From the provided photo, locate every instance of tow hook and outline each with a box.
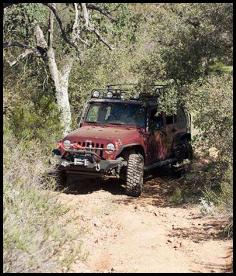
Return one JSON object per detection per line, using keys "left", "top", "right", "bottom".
{"left": 61, "top": 160, "right": 70, "bottom": 167}
{"left": 95, "top": 163, "right": 101, "bottom": 172}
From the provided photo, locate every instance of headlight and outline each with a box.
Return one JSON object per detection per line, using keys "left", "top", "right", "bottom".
{"left": 132, "top": 93, "right": 139, "bottom": 99}
{"left": 63, "top": 140, "right": 71, "bottom": 149}
{"left": 121, "top": 92, "right": 126, "bottom": 100}
{"left": 106, "top": 143, "right": 115, "bottom": 151}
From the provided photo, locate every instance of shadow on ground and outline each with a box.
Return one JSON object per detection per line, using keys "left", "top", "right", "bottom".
{"left": 168, "top": 219, "right": 232, "bottom": 242}
{"left": 113, "top": 166, "right": 192, "bottom": 208}
{"left": 56, "top": 166, "right": 189, "bottom": 208}
{"left": 191, "top": 246, "right": 233, "bottom": 273}
{"left": 60, "top": 176, "right": 125, "bottom": 196}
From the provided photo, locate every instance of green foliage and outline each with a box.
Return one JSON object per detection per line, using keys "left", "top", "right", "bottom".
{"left": 137, "top": 3, "right": 233, "bottom": 85}
{"left": 183, "top": 74, "right": 232, "bottom": 229}
{"left": 208, "top": 62, "right": 233, "bottom": 74}
{"left": 4, "top": 57, "right": 62, "bottom": 144}
{"left": 169, "top": 187, "right": 183, "bottom": 205}
{"left": 188, "top": 74, "right": 233, "bottom": 162}
{"left": 9, "top": 97, "right": 61, "bottom": 143}
{"left": 4, "top": 3, "right": 48, "bottom": 49}
{"left": 134, "top": 3, "right": 233, "bottom": 224}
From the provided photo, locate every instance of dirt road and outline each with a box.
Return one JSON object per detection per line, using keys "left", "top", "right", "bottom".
{"left": 54, "top": 171, "right": 233, "bottom": 273}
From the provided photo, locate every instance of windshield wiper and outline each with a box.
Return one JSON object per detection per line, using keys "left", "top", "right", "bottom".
{"left": 85, "top": 121, "right": 100, "bottom": 125}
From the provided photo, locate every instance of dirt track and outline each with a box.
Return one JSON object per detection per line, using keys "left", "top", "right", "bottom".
{"left": 54, "top": 170, "right": 233, "bottom": 273}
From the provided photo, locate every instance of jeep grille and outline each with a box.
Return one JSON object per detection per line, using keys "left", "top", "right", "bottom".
{"left": 77, "top": 141, "right": 104, "bottom": 158}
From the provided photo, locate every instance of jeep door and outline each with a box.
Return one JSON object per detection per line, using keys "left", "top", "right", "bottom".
{"left": 164, "top": 114, "right": 177, "bottom": 156}
{"left": 146, "top": 108, "right": 168, "bottom": 163}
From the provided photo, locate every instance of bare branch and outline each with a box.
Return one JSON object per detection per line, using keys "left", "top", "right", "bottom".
{"left": 4, "top": 41, "right": 30, "bottom": 49}
{"left": 71, "top": 3, "right": 89, "bottom": 46}
{"left": 48, "top": 5, "right": 54, "bottom": 49}
{"left": 81, "top": 3, "right": 89, "bottom": 28}
{"left": 80, "top": 3, "right": 113, "bottom": 50}
{"left": 3, "top": 23, "right": 48, "bottom": 66}
{"left": 43, "top": 3, "right": 78, "bottom": 50}
{"left": 5, "top": 48, "right": 35, "bottom": 67}
{"left": 91, "top": 27, "right": 114, "bottom": 50}
{"left": 34, "top": 25, "right": 48, "bottom": 49}
{"left": 86, "top": 3, "right": 116, "bottom": 22}
{"left": 3, "top": 41, "right": 44, "bottom": 55}
{"left": 72, "top": 3, "right": 79, "bottom": 37}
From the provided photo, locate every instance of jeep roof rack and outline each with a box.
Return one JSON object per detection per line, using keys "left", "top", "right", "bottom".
{"left": 90, "top": 83, "right": 167, "bottom": 101}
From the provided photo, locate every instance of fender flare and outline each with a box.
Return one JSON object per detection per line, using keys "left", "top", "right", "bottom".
{"left": 173, "top": 132, "right": 191, "bottom": 146}
{"left": 116, "top": 143, "right": 146, "bottom": 159}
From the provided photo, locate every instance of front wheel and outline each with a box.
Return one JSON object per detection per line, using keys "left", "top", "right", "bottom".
{"left": 125, "top": 153, "right": 144, "bottom": 197}
{"left": 52, "top": 165, "right": 67, "bottom": 188}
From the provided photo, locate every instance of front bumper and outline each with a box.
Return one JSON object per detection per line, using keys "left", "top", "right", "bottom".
{"left": 52, "top": 149, "right": 127, "bottom": 178}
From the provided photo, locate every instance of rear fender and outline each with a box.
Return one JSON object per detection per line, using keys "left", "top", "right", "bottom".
{"left": 173, "top": 132, "right": 191, "bottom": 146}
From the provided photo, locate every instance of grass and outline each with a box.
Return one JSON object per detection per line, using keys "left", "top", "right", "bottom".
{"left": 169, "top": 187, "right": 183, "bottom": 205}
{"left": 3, "top": 130, "right": 87, "bottom": 272}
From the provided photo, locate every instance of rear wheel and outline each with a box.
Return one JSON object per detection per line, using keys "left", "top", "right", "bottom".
{"left": 186, "top": 140, "right": 193, "bottom": 160}
{"left": 174, "top": 138, "right": 193, "bottom": 161}
{"left": 125, "top": 153, "right": 144, "bottom": 197}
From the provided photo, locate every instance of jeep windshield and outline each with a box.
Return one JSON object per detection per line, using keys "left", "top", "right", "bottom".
{"left": 85, "top": 102, "right": 146, "bottom": 128}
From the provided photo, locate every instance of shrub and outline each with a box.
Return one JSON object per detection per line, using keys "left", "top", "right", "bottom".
{"left": 183, "top": 74, "right": 233, "bottom": 235}
{"left": 169, "top": 187, "right": 183, "bottom": 205}
{"left": 3, "top": 124, "right": 86, "bottom": 272}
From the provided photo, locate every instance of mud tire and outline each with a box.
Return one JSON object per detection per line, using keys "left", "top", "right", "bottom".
{"left": 125, "top": 153, "right": 144, "bottom": 197}
{"left": 174, "top": 139, "right": 193, "bottom": 161}
{"left": 187, "top": 141, "right": 194, "bottom": 160}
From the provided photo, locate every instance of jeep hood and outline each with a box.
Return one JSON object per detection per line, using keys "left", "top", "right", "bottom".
{"left": 63, "top": 125, "right": 142, "bottom": 144}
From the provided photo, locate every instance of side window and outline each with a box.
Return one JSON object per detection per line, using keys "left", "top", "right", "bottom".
{"left": 166, "top": 114, "right": 177, "bottom": 125}
{"left": 176, "top": 108, "right": 187, "bottom": 128}
{"left": 166, "top": 115, "right": 174, "bottom": 125}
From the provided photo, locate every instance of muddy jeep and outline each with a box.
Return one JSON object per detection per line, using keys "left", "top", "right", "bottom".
{"left": 52, "top": 84, "right": 193, "bottom": 197}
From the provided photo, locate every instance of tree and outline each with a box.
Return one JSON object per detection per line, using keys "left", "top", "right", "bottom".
{"left": 3, "top": 3, "right": 123, "bottom": 135}
{"left": 136, "top": 3, "right": 233, "bottom": 86}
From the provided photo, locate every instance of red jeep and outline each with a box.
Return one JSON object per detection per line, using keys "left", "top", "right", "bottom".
{"left": 52, "top": 84, "right": 193, "bottom": 197}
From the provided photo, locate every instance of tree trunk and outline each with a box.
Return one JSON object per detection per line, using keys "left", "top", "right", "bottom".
{"left": 55, "top": 72, "right": 73, "bottom": 136}
{"left": 35, "top": 20, "right": 74, "bottom": 136}
{"left": 47, "top": 47, "right": 73, "bottom": 136}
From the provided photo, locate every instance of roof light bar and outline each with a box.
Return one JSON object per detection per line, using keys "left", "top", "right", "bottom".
{"left": 92, "top": 90, "right": 100, "bottom": 98}
{"left": 120, "top": 92, "right": 125, "bottom": 100}
{"left": 90, "top": 83, "right": 166, "bottom": 101}
{"left": 106, "top": 91, "right": 113, "bottom": 98}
